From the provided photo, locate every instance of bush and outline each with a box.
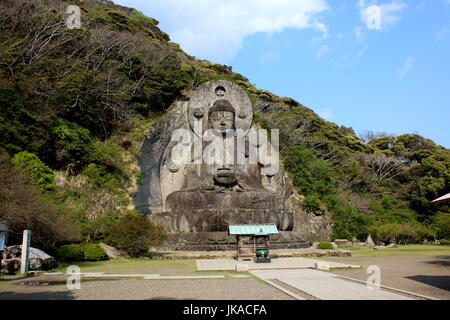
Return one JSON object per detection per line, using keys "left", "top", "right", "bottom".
{"left": 283, "top": 146, "right": 337, "bottom": 198}
{"left": 82, "top": 244, "right": 107, "bottom": 261}
{"left": 434, "top": 212, "right": 450, "bottom": 240}
{"left": 106, "top": 211, "right": 167, "bottom": 257}
{"left": 53, "top": 118, "right": 93, "bottom": 170}
{"left": 369, "top": 223, "right": 434, "bottom": 244}
{"left": 369, "top": 224, "right": 400, "bottom": 244}
{"left": 318, "top": 241, "right": 334, "bottom": 250}
{"left": 80, "top": 209, "right": 120, "bottom": 243}
{"left": 415, "top": 224, "right": 436, "bottom": 242}
{"left": 328, "top": 195, "right": 370, "bottom": 241}
{"left": 0, "top": 152, "right": 80, "bottom": 246}
{"left": 369, "top": 195, "right": 418, "bottom": 224}
{"left": 57, "top": 244, "right": 84, "bottom": 262}
{"left": 11, "top": 151, "right": 55, "bottom": 191}
{"left": 303, "top": 195, "right": 323, "bottom": 214}
{"left": 439, "top": 239, "right": 450, "bottom": 245}
{"left": 56, "top": 243, "right": 107, "bottom": 262}
{"left": 38, "top": 244, "right": 59, "bottom": 259}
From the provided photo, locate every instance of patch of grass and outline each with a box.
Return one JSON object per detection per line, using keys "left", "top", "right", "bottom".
{"left": 0, "top": 274, "right": 35, "bottom": 292}
{"left": 343, "top": 245, "right": 450, "bottom": 257}
{"left": 0, "top": 279, "right": 13, "bottom": 292}
{"left": 54, "top": 258, "right": 197, "bottom": 274}
{"left": 248, "top": 273, "right": 270, "bottom": 285}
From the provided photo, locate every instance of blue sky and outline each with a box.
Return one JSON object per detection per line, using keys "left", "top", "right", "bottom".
{"left": 115, "top": 0, "right": 450, "bottom": 148}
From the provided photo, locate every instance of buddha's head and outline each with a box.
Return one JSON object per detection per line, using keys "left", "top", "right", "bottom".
{"left": 208, "top": 99, "right": 235, "bottom": 134}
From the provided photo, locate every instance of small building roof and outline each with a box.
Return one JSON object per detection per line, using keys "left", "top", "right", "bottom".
{"left": 229, "top": 224, "right": 279, "bottom": 235}
{"left": 431, "top": 193, "right": 450, "bottom": 204}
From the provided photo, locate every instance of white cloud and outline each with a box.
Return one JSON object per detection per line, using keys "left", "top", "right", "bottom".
{"left": 316, "top": 45, "right": 331, "bottom": 59}
{"left": 415, "top": 1, "right": 425, "bottom": 11}
{"left": 435, "top": 28, "right": 449, "bottom": 41}
{"left": 260, "top": 51, "right": 280, "bottom": 64}
{"left": 114, "top": 0, "right": 329, "bottom": 63}
{"left": 357, "top": 43, "right": 370, "bottom": 56}
{"left": 396, "top": 57, "right": 414, "bottom": 77}
{"left": 354, "top": 26, "right": 364, "bottom": 41}
{"left": 357, "top": 1, "right": 408, "bottom": 31}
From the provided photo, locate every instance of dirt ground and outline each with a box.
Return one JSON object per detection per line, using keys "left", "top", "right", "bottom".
{"left": 0, "top": 277, "right": 293, "bottom": 300}
{"left": 327, "top": 255, "right": 450, "bottom": 300}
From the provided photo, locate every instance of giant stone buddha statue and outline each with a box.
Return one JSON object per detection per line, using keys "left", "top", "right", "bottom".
{"left": 135, "top": 80, "right": 322, "bottom": 250}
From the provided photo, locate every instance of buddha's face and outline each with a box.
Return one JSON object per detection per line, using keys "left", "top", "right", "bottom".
{"left": 213, "top": 167, "right": 237, "bottom": 186}
{"left": 209, "top": 111, "right": 235, "bottom": 133}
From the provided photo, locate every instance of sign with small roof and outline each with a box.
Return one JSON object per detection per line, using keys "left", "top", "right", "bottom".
{"left": 228, "top": 224, "right": 279, "bottom": 236}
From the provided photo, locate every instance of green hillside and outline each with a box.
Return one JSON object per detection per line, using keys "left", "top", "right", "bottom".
{"left": 0, "top": 0, "right": 448, "bottom": 249}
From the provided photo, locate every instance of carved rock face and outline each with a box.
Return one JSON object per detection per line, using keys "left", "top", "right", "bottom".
{"left": 208, "top": 111, "right": 235, "bottom": 133}
{"left": 136, "top": 80, "right": 331, "bottom": 248}
{"left": 152, "top": 80, "right": 292, "bottom": 232}
{"left": 213, "top": 167, "right": 237, "bottom": 186}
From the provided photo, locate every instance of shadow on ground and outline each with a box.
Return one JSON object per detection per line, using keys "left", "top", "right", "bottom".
{"left": 405, "top": 275, "right": 450, "bottom": 291}
{"left": 0, "top": 290, "right": 75, "bottom": 300}
{"left": 423, "top": 256, "right": 450, "bottom": 267}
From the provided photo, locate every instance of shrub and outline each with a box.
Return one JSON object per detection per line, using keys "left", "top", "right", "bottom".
{"left": 82, "top": 244, "right": 107, "bottom": 261}
{"left": 434, "top": 212, "right": 450, "bottom": 240}
{"left": 369, "top": 223, "right": 402, "bottom": 244}
{"left": 318, "top": 241, "right": 333, "bottom": 250}
{"left": 415, "top": 224, "right": 436, "bottom": 242}
{"left": 396, "top": 223, "right": 419, "bottom": 244}
{"left": 283, "top": 146, "right": 337, "bottom": 197}
{"left": 369, "top": 195, "right": 418, "bottom": 224}
{"left": 0, "top": 152, "right": 80, "bottom": 246}
{"left": 57, "top": 244, "right": 84, "bottom": 262}
{"left": 106, "top": 211, "right": 167, "bottom": 257}
{"left": 11, "top": 151, "right": 55, "bottom": 191}
{"left": 80, "top": 209, "right": 120, "bottom": 243}
{"left": 303, "top": 195, "right": 323, "bottom": 214}
{"left": 439, "top": 239, "right": 450, "bottom": 245}
{"left": 53, "top": 118, "right": 93, "bottom": 169}
{"left": 328, "top": 195, "right": 370, "bottom": 241}
{"left": 369, "top": 223, "right": 434, "bottom": 244}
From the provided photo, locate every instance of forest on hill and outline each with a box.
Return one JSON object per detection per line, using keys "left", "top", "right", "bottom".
{"left": 0, "top": 0, "right": 448, "bottom": 253}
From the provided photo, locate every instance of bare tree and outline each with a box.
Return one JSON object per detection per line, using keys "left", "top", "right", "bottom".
{"left": 359, "top": 130, "right": 396, "bottom": 143}
{"left": 359, "top": 153, "right": 406, "bottom": 182}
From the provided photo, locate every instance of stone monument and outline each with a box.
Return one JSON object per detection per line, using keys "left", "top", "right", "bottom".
{"left": 135, "top": 80, "right": 331, "bottom": 250}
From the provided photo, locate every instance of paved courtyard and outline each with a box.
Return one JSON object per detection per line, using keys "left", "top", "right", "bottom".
{"left": 249, "top": 269, "right": 415, "bottom": 300}
{"left": 0, "top": 254, "right": 448, "bottom": 300}
{"left": 197, "top": 257, "right": 420, "bottom": 300}
{"left": 326, "top": 255, "right": 450, "bottom": 300}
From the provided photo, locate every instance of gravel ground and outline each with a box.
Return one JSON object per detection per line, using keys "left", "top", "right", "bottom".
{"left": 0, "top": 277, "right": 294, "bottom": 300}
{"left": 326, "top": 255, "right": 450, "bottom": 300}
